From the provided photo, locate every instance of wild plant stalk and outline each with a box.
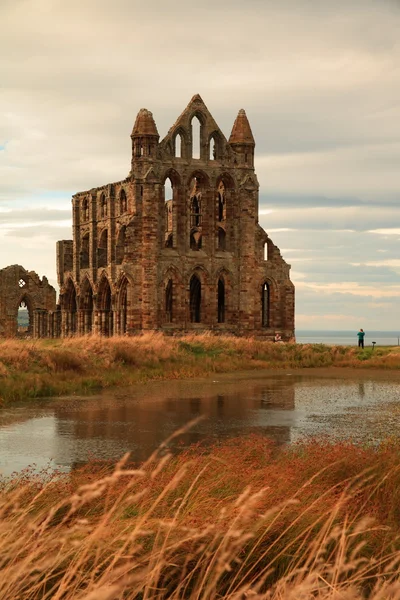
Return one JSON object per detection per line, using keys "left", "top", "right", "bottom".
{"left": 3, "top": 435, "right": 400, "bottom": 598}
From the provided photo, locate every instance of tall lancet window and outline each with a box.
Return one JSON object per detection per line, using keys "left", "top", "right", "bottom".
{"left": 164, "top": 177, "right": 174, "bottom": 248}
{"left": 190, "top": 275, "right": 201, "bottom": 323}
{"left": 191, "top": 116, "right": 201, "bottom": 159}
{"left": 165, "top": 279, "right": 173, "bottom": 323}
{"left": 217, "top": 181, "right": 226, "bottom": 222}
{"left": 218, "top": 278, "right": 225, "bottom": 323}
{"left": 190, "top": 177, "right": 202, "bottom": 227}
{"left": 262, "top": 282, "right": 270, "bottom": 327}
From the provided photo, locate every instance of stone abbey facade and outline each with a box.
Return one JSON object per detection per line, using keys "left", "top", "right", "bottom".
{"left": 57, "top": 94, "right": 295, "bottom": 339}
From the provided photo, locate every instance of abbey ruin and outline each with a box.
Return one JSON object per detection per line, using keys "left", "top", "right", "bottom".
{"left": 1, "top": 95, "right": 295, "bottom": 339}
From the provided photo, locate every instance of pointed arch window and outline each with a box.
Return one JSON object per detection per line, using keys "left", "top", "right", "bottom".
{"left": 218, "top": 278, "right": 225, "bottom": 323}
{"left": 217, "top": 181, "right": 226, "bottom": 222}
{"left": 262, "top": 282, "right": 270, "bottom": 327}
{"left": 118, "top": 276, "right": 129, "bottom": 334}
{"left": 165, "top": 279, "right": 173, "bottom": 323}
{"left": 190, "top": 275, "right": 201, "bottom": 323}
{"left": 175, "top": 133, "right": 183, "bottom": 158}
{"left": 164, "top": 177, "right": 175, "bottom": 247}
{"left": 191, "top": 116, "right": 201, "bottom": 159}
{"left": 209, "top": 137, "right": 216, "bottom": 160}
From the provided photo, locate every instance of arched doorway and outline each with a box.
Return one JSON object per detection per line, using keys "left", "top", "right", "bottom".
{"left": 79, "top": 278, "right": 94, "bottom": 334}
{"left": 190, "top": 275, "right": 201, "bottom": 323}
{"left": 63, "top": 279, "right": 77, "bottom": 335}
{"left": 116, "top": 276, "right": 130, "bottom": 335}
{"left": 17, "top": 295, "right": 33, "bottom": 337}
{"left": 98, "top": 277, "right": 113, "bottom": 336}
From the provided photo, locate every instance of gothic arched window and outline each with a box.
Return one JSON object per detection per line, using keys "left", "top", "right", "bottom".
{"left": 190, "top": 275, "right": 201, "bottom": 323}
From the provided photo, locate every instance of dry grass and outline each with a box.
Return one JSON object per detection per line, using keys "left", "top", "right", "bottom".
{"left": 3, "top": 434, "right": 400, "bottom": 598}
{"left": 0, "top": 333, "right": 399, "bottom": 404}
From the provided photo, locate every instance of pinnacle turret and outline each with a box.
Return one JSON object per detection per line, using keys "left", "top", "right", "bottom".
{"left": 131, "top": 109, "right": 159, "bottom": 137}
{"left": 229, "top": 109, "right": 255, "bottom": 145}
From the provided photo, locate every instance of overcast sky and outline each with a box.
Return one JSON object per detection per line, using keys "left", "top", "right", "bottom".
{"left": 1, "top": 0, "right": 399, "bottom": 330}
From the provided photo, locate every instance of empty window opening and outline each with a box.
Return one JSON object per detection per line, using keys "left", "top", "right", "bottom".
{"left": 209, "top": 137, "right": 216, "bottom": 160}
{"left": 120, "top": 189, "right": 127, "bottom": 213}
{"left": 218, "top": 278, "right": 225, "bottom": 323}
{"left": 98, "top": 229, "right": 108, "bottom": 268}
{"left": 191, "top": 196, "right": 201, "bottom": 227}
{"left": 217, "top": 228, "right": 226, "bottom": 251}
{"left": 17, "top": 298, "right": 32, "bottom": 337}
{"left": 164, "top": 177, "right": 174, "bottom": 247}
{"left": 217, "top": 181, "right": 226, "bottom": 221}
{"left": 80, "top": 234, "right": 90, "bottom": 269}
{"left": 165, "top": 279, "right": 173, "bottom": 323}
{"left": 18, "top": 278, "right": 26, "bottom": 288}
{"left": 190, "top": 229, "right": 202, "bottom": 251}
{"left": 262, "top": 282, "right": 270, "bottom": 327}
{"left": 190, "top": 275, "right": 201, "bottom": 323}
{"left": 191, "top": 116, "right": 201, "bottom": 159}
{"left": 175, "top": 134, "right": 182, "bottom": 158}
{"left": 115, "top": 226, "right": 126, "bottom": 265}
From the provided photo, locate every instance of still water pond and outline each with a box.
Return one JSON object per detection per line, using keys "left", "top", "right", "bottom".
{"left": 1, "top": 372, "right": 400, "bottom": 476}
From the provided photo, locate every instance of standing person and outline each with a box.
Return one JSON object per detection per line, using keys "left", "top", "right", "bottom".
{"left": 357, "top": 328, "right": 365, "bottom": 349}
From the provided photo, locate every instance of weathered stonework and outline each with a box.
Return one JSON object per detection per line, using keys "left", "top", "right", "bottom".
{"left": 57, "top": 95, "right": 295, "bottom": 339}
{"left": 0, "top": 265, "right": 58, "bottom": 337}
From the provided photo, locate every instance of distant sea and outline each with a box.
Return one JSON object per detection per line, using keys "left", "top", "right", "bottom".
{"left": 296, "top": 330, "right": 400, "bottom": 347}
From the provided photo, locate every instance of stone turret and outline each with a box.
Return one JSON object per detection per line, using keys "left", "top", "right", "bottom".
{"left": 130, "top": 108, "right": 159, "bottom": 170}
{"left": 229, "top": 109, "right": 255, "bottom": 168}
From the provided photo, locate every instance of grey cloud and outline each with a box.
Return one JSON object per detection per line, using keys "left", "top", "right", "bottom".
{"left": 0, "top": 209, "right": 71, "bottom": 225}
{"left": 4, "top": 224, "right": 72, "bottom": 240}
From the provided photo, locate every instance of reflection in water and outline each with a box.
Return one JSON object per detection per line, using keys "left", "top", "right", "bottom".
{"left": 54, "top": 379, "right": 296, "bottom": 469}
{"left": 1, "top": 374, "right": 400, "bottom": 476}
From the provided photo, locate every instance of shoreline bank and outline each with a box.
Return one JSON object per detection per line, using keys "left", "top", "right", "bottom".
{"left": 1, "top": 333, "right": 400, "bottom": 405}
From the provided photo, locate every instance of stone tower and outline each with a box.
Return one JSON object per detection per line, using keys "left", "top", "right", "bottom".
{"left": 57, "top": 94, "right": 295, "bottom": 339}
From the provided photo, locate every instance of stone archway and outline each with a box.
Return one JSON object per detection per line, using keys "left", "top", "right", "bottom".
{"left": 0, "top": 265, "right": 57, "bottom": 338}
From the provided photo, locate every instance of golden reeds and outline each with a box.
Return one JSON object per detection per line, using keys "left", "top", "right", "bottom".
{"left": 3, "top": 435, "right": 400, "bottom": 598}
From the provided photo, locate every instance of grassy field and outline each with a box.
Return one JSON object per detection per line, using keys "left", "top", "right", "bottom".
{"left": 1, "top": 333, "right": 400, "bottom": 404}
{"left": 3, "top": 434, "right": 400, "bottom": 598}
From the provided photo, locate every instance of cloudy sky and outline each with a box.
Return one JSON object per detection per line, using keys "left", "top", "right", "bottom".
{"left": 1, "top": 0, "right": 399, "bottom": 330}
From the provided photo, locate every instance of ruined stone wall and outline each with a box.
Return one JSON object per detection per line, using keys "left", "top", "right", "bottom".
{"left": 0, "top": 265, "right": 58, "bottom": 338}
{"left": 57, "top": 95, "right": 295, "bottom": 340}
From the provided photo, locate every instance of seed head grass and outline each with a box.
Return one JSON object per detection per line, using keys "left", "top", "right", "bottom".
{"left": 3, "top": 434, "right": 400, "bottom": 598}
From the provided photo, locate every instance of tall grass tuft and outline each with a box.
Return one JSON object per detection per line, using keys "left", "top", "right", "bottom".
{"left": 3, "top": 435, "right": 400, "bottom": 598}
{"left": 1, "top": 334, "right": 400, "bottom": 404}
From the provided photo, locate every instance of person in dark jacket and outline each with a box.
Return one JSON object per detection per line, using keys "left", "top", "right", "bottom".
{"left": 357, "top": 328, "right": 365, "bottom": 349}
